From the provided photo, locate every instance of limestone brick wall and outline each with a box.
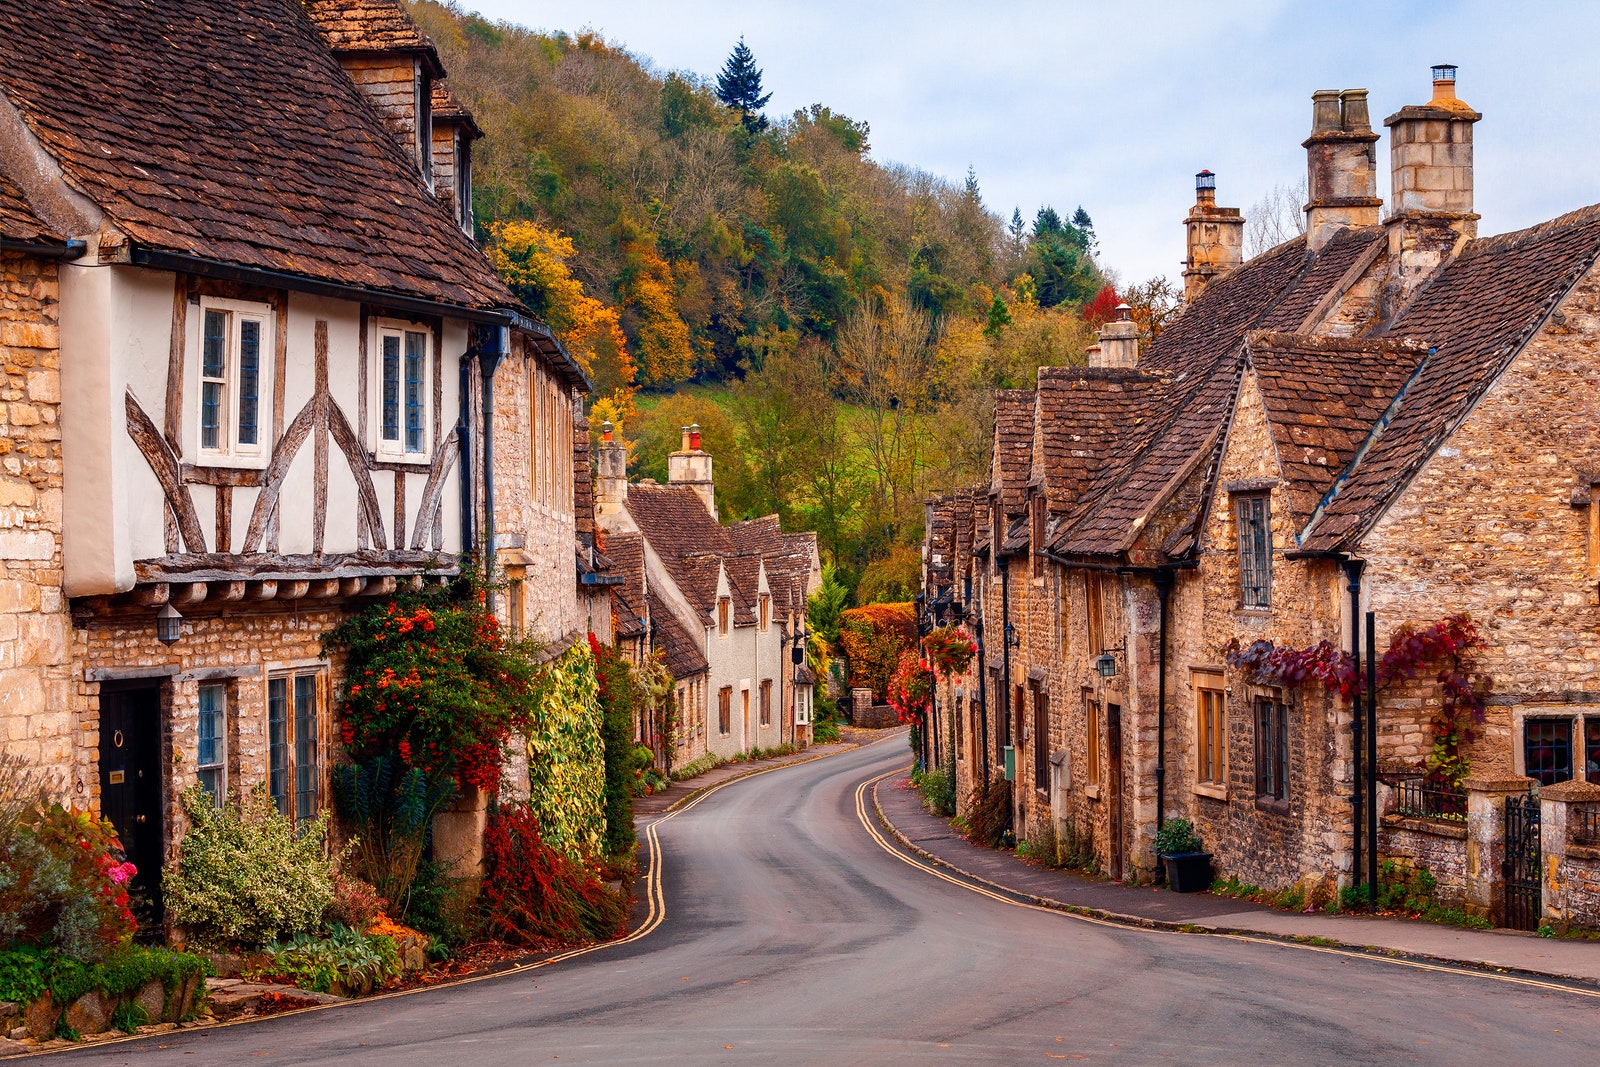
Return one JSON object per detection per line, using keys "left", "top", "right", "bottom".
{"left": 0, "top": 251, "right": 72, "bottom": 793}
{"left": 70, "top": 606, "right": 345, "bottom": 865}
{"left": 1379, "top": 820, "right": 1468, "bottom": 906}
{"left": 1362, "top": 257, "right": 1600, "bottom": 775}
{"left": 491, "top": 349, "right": 581, "bottom": 645}
{"left": 1176, "top": 368, "right": 1354, "bottom": 894}
{"left": 1555, "top": 850, "right": 1600, "bottom": 929}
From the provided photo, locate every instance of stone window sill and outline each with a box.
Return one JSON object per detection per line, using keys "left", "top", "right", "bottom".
{"left": 1235, "top": 606, "right": 1273, "bottom": 618}
{"left": 1194, "top": 781, "right": 1227, "bottom": 801}
{"left": 1255, "top": 796, "right": 1291, "bottom": 816}
{"left": 1085, "top": 784, "right": 1100, "bottom": 801}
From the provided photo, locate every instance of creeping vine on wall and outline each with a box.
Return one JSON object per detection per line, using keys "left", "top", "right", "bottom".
{"left": 525, "top": 643, "right": 607, "bottom": 859}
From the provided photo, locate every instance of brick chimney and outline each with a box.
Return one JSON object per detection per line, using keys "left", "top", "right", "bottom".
{"left": 596, "top": 420, "right": 628, "bottom": 518}
{"left": 1091, "top": 303, "right": 1138, "bottom": 368}
{"left": 1183, "top": 171, "right": 1244, "bottom": 304}
{"left": 1303, "top": 88, "right": 1382, "bottom": 251}
{"left": 668, "top": 423, "right": 717, "bottom": 520}
{"left": 1381, "top": 65, "right": 1481, "bottom": 310}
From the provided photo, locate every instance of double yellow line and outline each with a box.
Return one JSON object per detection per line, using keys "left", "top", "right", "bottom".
{"left": 853, "top": 768, "right": 1600, "bottom": 1001}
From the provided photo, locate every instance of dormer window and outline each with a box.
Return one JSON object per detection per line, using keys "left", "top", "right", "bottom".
{"left": 192, "top": 298, "right": 273, "bottom": 466}
{"left": 415, "top": 66, "right": 433, "bottom": 188}
{"left": 371, "top": 320, "right": 433, "bottom": 461}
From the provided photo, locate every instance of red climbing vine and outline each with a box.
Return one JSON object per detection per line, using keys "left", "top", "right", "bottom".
{"left": 1224, "top": 614, "right": 1490, "bottom": 787}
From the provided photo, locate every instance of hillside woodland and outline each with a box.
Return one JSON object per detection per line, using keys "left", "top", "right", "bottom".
{"left": 408, "top": 2, "right": 1180, "bottom": 594}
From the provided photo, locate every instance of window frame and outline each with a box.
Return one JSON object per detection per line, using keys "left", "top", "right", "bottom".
{"left": 1193, "top": 671, "right": 1227, "bottom": 799}
{"left": 1523, "top": 716, "right": 1575, "bottom": 786}
{"left": 268, "top": 669, "right": 325, "bottom": 822}
{"left": 190, "top": 297, "right": 273, "bottom": 467}
{"left": 1085, "top": 693, "right": 1102, "bottom": 794}
{"left": 1032, "top": 682, "right": 1049, "bottom": 792}
{"left": 1236, "top": 492, "right": 1273, "bottom": 609}
{"left": 718, "top": 686, "right": 732, "bottom": 735}
{"left": 759, "top": 594, "right": 770, "bottom": 632}
{"left": 370, "top": 319, "right": 434, "bottom": 462}
{"left": 196, "top": 682, "right": 227, "bottom": 807}
{"left": 718, "top": 596, "right": 731, "bottom": 637}
{"left": 759, "top": 679, "right": 772, "bottom": 726}
{"left": 1253, "top": 695, "right": 1289, "bottom": 809}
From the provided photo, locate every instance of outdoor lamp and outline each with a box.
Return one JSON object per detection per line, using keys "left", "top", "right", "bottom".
{"left": 1004, "top": 621, "right": 1018, "bottom": 649}
{"left": 792, "top": 624, "right": 806, "bottom": 665}
{"left": 1094, "top": 652, "right": 1117, "bottom": 678}
{"left": 156, "top": 603, "right": 183, "bottom": 645}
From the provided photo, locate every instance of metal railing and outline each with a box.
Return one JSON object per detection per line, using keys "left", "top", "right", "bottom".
{"left": 1384, "top": 773, "right": 1467, "bottom": 822}
{"left": 1574, "top": 803, "right": 1600, "bottom": 847}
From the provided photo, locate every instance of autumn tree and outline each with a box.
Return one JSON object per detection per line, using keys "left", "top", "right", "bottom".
{"left": 1121, "top": 276, "right": 1183, "bottom": 351}
{"left": 715, "top": 37, "right": 772, "bottom": 131}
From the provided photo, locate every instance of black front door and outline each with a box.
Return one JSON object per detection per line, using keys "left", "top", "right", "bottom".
{"left": 99, "top": 685, "right": 165, "bottom": 933}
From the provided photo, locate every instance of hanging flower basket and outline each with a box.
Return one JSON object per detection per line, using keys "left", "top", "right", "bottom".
{"left": 886, "top": 649, "right": 931, "bottom": 724}
{"left": 922, "top": 624, "right": 977, "bottom": 679}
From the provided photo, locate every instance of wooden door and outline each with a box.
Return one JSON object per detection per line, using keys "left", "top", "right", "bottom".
{"left": 99, "top": 685, "right": 165, "bottom": 932}
{"left": 1107, "top": 702, "right": 1124, "bottom": 882}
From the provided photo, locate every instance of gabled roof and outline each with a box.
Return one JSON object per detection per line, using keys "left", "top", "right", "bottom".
{"left": 0, "top": 0, "right": 511, "bottom": 311}
{"left": 298, "top": 0, "right": 443, "bottom": 74}
{"left": 605, "top": 533, "right": 646, "bottom": 639}
{"left": 431, "top": 83, "right": 481, "bottom": 138}
{"left": 1301, "top": 205, "right": 1600, "bottom": 551}
{"left": 992, "top": 389, "right": 1036, "bottom": 518}
{"left": 0, "top": 170, "right": 57, "bottom": 244}
{"left": 1247, "top": 333, "right": 1426, "bottom": 526}
{"left": 625, "top": 484, "right": 731, "bottom": 615}
{"left": 1034, "top": 366, "right": 1169, "bottom": 515}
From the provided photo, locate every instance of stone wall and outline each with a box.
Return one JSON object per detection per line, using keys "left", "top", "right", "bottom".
{"left": 1379, "top": 817, "right": 1468, "bottom": 906}
{"left": 0, "top": 250, "right": 72, "bottom": 793}
{"left": 338, "top": 56, "right": 421, "bottom": 165}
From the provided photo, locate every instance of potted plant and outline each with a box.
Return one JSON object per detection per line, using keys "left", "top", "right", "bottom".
{"left": 1155, "top": 818, "right": 1212, "bottom": 893}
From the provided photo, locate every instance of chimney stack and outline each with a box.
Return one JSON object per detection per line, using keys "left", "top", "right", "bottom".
{"left": 668, "top": 422, "right": 717, "bottom": 519}
{"left": 1091, "top": 303, "right": 1139, "bottom": 369}
{"left": 1303, "top": 88, "right": 1382, "bottom": 251}
{"left": 1183, "top": 170, "right": 1244, "bottom": 304}
{"left": 1381, "top": 65, "right": 1481, "bottom": 308}
{"left": 596, "top": 420, "right": 628, "bottom": 517}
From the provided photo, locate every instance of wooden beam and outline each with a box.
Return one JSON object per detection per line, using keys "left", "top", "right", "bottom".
{"left": 280, "top": 580, "right": 311, "bottom": 600}
{"left": 170, "top": 582, "right": 208, "bottom": 606}
{"left": 209, "top": 581, "right": 245, "bottom": 602}
{"left": 306, "top": 579, "right": 339, "bottom": 599}
{"left": 362, "top": 576, "right": 397, "bottom": 597}
{"left": 339, "top": 576, "right": 367, "bottom": 597}
{"left": 132, "top": 583, "right": 170, "bottom": 607}
{"left": 246, "top": 580, "right": 278, "bottom": 601}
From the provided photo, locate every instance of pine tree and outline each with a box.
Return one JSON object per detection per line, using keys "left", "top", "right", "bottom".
{"left": 715, "top": 37, "right": 772, "bottom": 131}
{"left": 1072, "top": 206, "right": 1097, "bottom": 254}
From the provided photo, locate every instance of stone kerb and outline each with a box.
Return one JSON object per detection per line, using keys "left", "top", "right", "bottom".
{"left": 1540, "top": 778, "right": 1600, "bottom": 932}
{"left": 1462, "top": 775, "right": 1535, "bottom": 921}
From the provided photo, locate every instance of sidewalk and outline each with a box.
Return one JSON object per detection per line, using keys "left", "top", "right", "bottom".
{"left": 634, "top": 742, "right": 857, "bottom": 817}
{"left": 874, "top": 772, "right": 1600, "bottom": 986}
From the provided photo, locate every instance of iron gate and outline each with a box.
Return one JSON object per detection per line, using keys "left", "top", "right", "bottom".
{"left": 1503, "top": 791, "right": 1541, "bottom": 931}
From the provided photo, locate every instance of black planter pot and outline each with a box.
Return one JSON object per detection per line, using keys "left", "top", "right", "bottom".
{"left": 1161, "top": 851, "right": 1213, "bottom": 893}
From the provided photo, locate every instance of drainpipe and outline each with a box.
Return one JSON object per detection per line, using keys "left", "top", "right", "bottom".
{"left": 1366, "top": 609, "right": 1378, "bottom": 908}
{"left": 1342, "top": 557, "right": 1366, "bottom": 893}
{"left": 974, "top": 603, "right": 990, "bottom": 783}
{"left": 457, "top": 353, "right": 475, "bottom": 565}
{"left": 477, "top": 326, "right": 506, "bottom": 614}
{"left": 1154, "top": 568, "right": 1174, "bottom": 863}
{"left": 999, "top": 560, "right": 1013, "bottom": 755}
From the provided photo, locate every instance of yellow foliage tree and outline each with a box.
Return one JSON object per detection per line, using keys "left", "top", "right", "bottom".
{"left": 488, "top": 219, "right": 637, "bottom": 416}
{"left": 617, "top": 233, "right": 694, "bottom": 388}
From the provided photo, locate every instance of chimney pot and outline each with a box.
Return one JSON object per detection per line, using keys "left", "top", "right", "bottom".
{"left": 601, "top": 420, "right": 613, "bottom": 442}
{"left": 1311, "top": 89, "right": 1342, "bottom": 134}
{"left": 1339, "top": 89, "right": 1372, "bottom": 133}
{"left": 1182, "top": 171, "right": 1243, "bottom": 304}
{"left": 1115, "top": 302, "right": 1132, "bottom": 323}
{"left": 689, "top": 423, "right": 702, "bottom": 451}
{"left": 679, "top": 425, "right": 691, "bottom": 452}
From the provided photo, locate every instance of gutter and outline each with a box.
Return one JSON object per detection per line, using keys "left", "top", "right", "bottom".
{"left": 0, "top": 237, "right": 86, "bottom": 259}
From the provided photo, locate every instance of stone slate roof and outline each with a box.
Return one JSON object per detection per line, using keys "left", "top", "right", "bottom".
{"left": 1034, "top": 366, "right": 1169, "bottom": 515}
{"left": 605, "top": 533, "right": 646, "bottom": 640}
{"left": 1301, "top": 205, "right": 1600, "bottom": 550}
{"left": 648, "top": 592, "right": 708, "bottom": 680}
{"left": 1247, "top": 333, "right": 1426, "bottom": 527}
{"left": 992, "top": 390, "right": 1036, "bottom": 518}
{"left": 298, "top": 0, "right": 441, "bottom": 71}
{"left": 0, "top": 171, "right": 57, "bottom": 243}
{"left": 625, "top": 484, "right": 730, "bottom": 616}
{"left": 0, "top": 0, "right": 512, "bottom": 310}
{"left": 431, "top": 83, "right": 481, "bottom": 137}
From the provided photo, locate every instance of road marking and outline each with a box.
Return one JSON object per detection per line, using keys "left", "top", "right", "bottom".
{"left": 853, "top": 768, "right": 1600, "bottom": 1001}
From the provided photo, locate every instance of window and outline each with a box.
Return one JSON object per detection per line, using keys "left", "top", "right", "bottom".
{"left": 373, "top": 323, "right": 431, "bottom": 459}
{"left": 1254, "top": 697, "right": 1288, "bottom": 803}
{"left": 268, "top": 672, "right": 322, "bottom": 821}
{"left": 1195, "top": 673, "right": 1226, "bottom": 791}
{"left": 197, "top": 683, "right": 226, "bottom": 806}
{"left": 760, "top": 680, "right": 772, "bottom": 726}
{"left": 528, "top": 362, "right": 574, "bottom": 512}
{"left": 759, "top": 594, "right": 770, "bottom": 631}
{"left": 1085, "top": 572, "right": 1104, "bottom": 657}
{"left": 194, "top": 300, "right": 271, "bottom": 462}
{"left": 718, "top": 686, "right": 732, "bottom": 735}
{"left": 1237, "top": 493, "right": 1272, "bottom": 608}
{"left": 455, "top": 134, "right": 473, "bottom": 234}
{"left": 1033, "top": 684, "right": 1049, "bottom": 790}
{"left": 1030, "top": 494, "right": 1045, "bottom": 576}
{"left": 1086, "top": 695, "right": 1101, "bottom": 786}
{"left": 1525, "top": 719, "right": 1573, "bottom": 785}
{"left": 718, "top": 597, "right": 730, "bottom": 637}
{"left": 742, "top": 688, "right": 751, "bottom": 732}
{"left": 508, "top": 576, "right": 526, "bottom": 638}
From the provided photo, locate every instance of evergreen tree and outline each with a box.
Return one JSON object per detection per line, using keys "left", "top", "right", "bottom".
{"left": 715, "top": 36, "right": 772, "bottom": 131}
{"left": 964, "top": 165, "right": 980, "bottom": 202}
{"left": 1072, "top": 206, "right": 1097, "bottom": 254}
{"left": 1034, "top": 205, "right": 1064, "bottom": 237}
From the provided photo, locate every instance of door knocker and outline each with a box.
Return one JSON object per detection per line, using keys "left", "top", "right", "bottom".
{"left": 112, "top": 729, "right": 125, "bottom": 749}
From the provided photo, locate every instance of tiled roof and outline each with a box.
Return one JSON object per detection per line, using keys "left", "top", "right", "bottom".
{"left": 1034, "top": 366, "right": 1169, "bottom": 515}
{"left": 992, "top": 389, "right": 1035, "bottom": 518}
{"left": 1247, "top": 333, "right": 1425, "bottom": 526}
{"left": 0, "top": 0, "right": 512, "bottom": 310}
{"left": 0, "top": 170, "right": 57, "bottom": 243}
{"left": 299, "top": 0, "right": 436, "bottom": 58}
{"left": 605, "top": 533, "right": 646, "bottom": 639}
{"left": 573, "top": 416, "right": 595, "bottom": 546}
{"left": 1301, "top": 206, "right": 1600, "bottom": 551}
{"left": 648, "top": 592, "right": 708, "bottom": 680}
{"left": 431, "top": 83, "right": 480, "bottom": 137}
{"left": 625, "top": 484, "right": 731, "bottom": 615}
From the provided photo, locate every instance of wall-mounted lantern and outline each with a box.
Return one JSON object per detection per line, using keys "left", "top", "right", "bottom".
{"left": 156, "top": 603, "right": 183, "bottom": 645}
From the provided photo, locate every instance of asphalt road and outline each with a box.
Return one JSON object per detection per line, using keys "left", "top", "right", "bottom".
{"left": 53, "top": 736, "right": 1600, "bottom": 1066}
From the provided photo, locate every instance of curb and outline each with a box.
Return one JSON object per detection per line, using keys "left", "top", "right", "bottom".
{"left": 868, "top": 776, "right": 1600, "bottom": 990}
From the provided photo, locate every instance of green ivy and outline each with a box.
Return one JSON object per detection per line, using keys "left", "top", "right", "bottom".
{"left": 0, "top": 944, "right": 210, "bottom": 1012}
{"left": 525, "top": 643, "right": 606, "bottom": 859}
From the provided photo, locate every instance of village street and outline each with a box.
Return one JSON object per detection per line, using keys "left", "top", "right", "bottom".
{"left": 50, "top": 739, "right": 1600, "bottom": 1066}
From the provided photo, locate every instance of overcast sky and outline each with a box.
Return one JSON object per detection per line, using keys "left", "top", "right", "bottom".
{"left": 459, "top": 0, "right": 1600, "bottom": 286}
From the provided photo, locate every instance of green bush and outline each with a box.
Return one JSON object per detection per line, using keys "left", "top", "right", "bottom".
{"left": 163, "top": 786, "right": 336, "bottom": 948}
{"left": 253, "top": 926, "right": 400, "bottom": 995}
{"left": 811, "top": 694, "right": 841, "bottom": 742}
{"left": 0, "top": 944, "right": 209, "bottom": 1013}
{"left": 912, "top": 765, "right": 956, "bottom": 817}
{"left": 1154, "top": 818, "right": 1203, "bottom": 856}
{"left": 964, "top": 779, "right": 1013, "bottom": 849}
{"left": 591, "top": 635, "right": 640, "bottom": 856}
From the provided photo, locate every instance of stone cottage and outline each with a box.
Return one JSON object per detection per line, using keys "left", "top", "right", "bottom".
{"left": 0, "top": 0, "right": 593, "bottom": 924}
{"left": 927, "top": 66, "right": 1600, "bottom": 927}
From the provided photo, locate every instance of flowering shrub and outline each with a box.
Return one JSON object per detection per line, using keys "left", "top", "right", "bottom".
{"left": 838, "top": 602, "right": 917, "bottom": 700}
{"left": 325, "top": 591, "right": 541, "bottom": 795}
{"left": 922, "top": 624, "right": 977, "bottom": 679}
{"left": 886, "top": 649, "right": 931, "bottom": 725}
{"left": 322, "top": 870, "right": 386, "bottom": 931}
{"left": 478, "top": 804, "right": 629, "bottom": 948}
{"left": 525, "top": 642, "right": 607, "bottom": 859}
{"left": 163, "top": 786, "right": 335, "bottom": 948}
{"left": 1225, "top": 614, "right": 1488, "bottom": 786}
{"left": 0, "top": 798, "right": 136, "bottom": 960}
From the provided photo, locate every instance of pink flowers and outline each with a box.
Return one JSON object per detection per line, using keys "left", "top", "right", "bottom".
{"left": 109, "top": 860, "right": 137, "bottom": 885}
